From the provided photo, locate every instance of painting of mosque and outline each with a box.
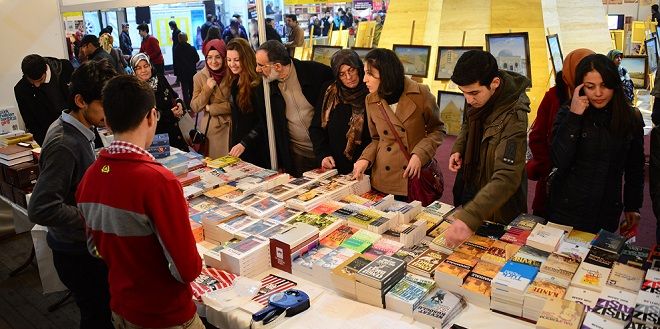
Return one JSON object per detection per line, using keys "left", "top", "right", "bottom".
{"left": 486, "top": 32, "right": 532, "bottom": 86}
{"left": 437, "top": 91, "right": 467, "bottom": 136}
{"left": 393, "top": 45, "right": 432, "bottom": 77}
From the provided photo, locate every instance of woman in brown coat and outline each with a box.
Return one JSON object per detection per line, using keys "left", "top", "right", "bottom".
{"left": 190, "top": 39, "right": 232, "bottom": 158}
{"left": 353, "top": 48, "right": 445, "bottom": 199}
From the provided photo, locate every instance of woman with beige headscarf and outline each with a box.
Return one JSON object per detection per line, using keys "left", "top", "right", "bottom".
{"left": 99, "top": 33, "right": 128, "bottom": 73}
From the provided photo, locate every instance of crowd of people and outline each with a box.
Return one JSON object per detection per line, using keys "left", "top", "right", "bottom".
{"left": 12, "top": 11, "right": 660, "bottom": 329}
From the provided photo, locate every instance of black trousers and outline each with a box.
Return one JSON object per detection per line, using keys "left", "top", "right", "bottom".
{"left": 52, "top": 249, "right": 113, "bottom": 329}
{"left": 180, "top": 77, "right": 194, "bottom": 110}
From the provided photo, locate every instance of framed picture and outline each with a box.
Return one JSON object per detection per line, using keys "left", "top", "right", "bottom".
{"left": 392, "top": 44, "right": 432, "bottom": 77}
{"left": 351, "top": 47, "right": 372, "bottom": 61}
{"left": 646, "top": 37, "right": 659, "bottom": 73}
{"left": 435, "top": 46, "right": 483, "bottom": 80}
{"left": 311, "top": 45, "right": 343, "bottom": 67}
{"left": 621, "top": 55, "right": 648, "bottom": 89}
{"left": 437, "top": 91, "right": 467, "bottom": 136}
{"left": 546, "top": 34, "right": 564, "bottom": 74}
{"left": 485, "top": 32, "right": 532, "bottom": 86}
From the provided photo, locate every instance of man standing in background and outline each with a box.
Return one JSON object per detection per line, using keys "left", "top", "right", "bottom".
{"left": 119, "top": 23, "right": 132, "bottom": 57}
{"left": 284, "top": 14, "right": 304, "bottom": 56}
{"left": 138, "top": 23, "right": 165, "bottom": 77}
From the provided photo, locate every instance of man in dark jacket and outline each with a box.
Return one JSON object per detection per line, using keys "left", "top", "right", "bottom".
{"left": 80, "top": 34, "right": 117, "bottom": 69}
{"left": 445, "top": 50, "right": 530, "bottom": 247}
{"left": 119, "top": 23, "right": 132, "bottom": 56}
{"left": 28, "top": 60, "right": 118, "bottom": 329}
{"left": 173, "top": 32, "right": 200, "bottom": 109}
{"left": 265, "top": 18, "right": 282, "bottom": 42}
{"left": 200, "top": 14, "right": 214, "bottom": 41}
{"left": 651, "top": 124, "right": 660, "bottom": 243}
{"left": 14, "top": 54, "right": 73, "bottom": 145}
{"left": 255, "top": 40, "right": 333, "bottom": 176}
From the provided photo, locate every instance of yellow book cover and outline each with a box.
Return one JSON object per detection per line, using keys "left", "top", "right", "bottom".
{"left": 205, "top": 185, "right": 238, "bottom": 198}
{"left": 427, "top": 221, "right": 451, "bottom": 238}
{"left": 526, "top": 278, "right": 567, "bottom": 299}
{"left": 435, "top": 252, "right": 477, "bottom": 279}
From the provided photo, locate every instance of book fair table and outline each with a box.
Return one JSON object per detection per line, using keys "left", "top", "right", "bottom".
{"left": 203, "top": 268, "right": 535, "bottom": 329}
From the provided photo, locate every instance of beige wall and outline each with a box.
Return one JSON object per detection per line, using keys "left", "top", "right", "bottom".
{"left": 0, "top": 0, "right": 67, "bottom": 127}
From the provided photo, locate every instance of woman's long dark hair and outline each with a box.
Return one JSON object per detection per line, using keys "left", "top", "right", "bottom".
{"left": 574, "top": 54, "right": 635, "bottom": 137}
{"left": 364, "top": 48, "right": 404, "bottom": 105}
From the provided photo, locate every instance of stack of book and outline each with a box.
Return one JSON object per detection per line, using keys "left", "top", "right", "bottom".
{"left": 511, "top": 245, "right": 550, "bottom": 268}
{"left": 269, "top": 222, "right": 320, "bottom": 273}
{"left": 526, "top": 224, "right": 565, "bottom": 253}
{"left": 539, "top": 252, "right": 581, "bottom": 287}
{"left": 392, "top": 239, "right": 431, "bottom": 264}
{"left": 522, "top": 275, "right": 567, "bottom": 321}
{"left": 618, "top": 244, "right": 651, "bottom": 269}
{"left": 214, "top": 215, "right": 258, "bottom": 242}
{"left": 355, "top": 255, "right": 406, "bottom": 308}
{"left": 412, "top": 288, "right": 466, "bottom": 328}
{"left": 287, "top": 212, "right": 344, "bottom": 239}
{"left": 490, "top": 260, "right": 539, "bottom": 317}
{"left": 330, "top": 254, "right": 373, "bottom": 299}
{"left": 218, "top": 235, "right": 270, "bottom": 277}
{"left": 319, "top": 225, "right": 358, "bottom": 248}
{"left": 535, "top": 298, "right": 585, "bottom": 329}
{"left": 291, "top": 246, "right": 333, "bottom": 282}
{"left": 406, "top": 248, "right": 448, "bottom": 278}
{"left": 381, "top": 200, "right": 422, "bottom": 224}
{"left": 363, "top": 238, "right": 404, "bottom": 260}
{"left": 556, "top": 229, "right": 595, "bottom": 261}
{"left": 460, "top": 261, "right": 502, "bottom": 307}
{"left": 480, "top": 240, "right": 521, "bottom": 266}
{"left": 434, "top": 252, "right": 479, "bottom": 292}
{"left": 500, "top": 214, "right": 546, "bottom": 246}
{"left": 0, "top": 131, "right": 33, "bottom": 147}
{"left": 243, "top": 196, "right": 286, "bottom": 218}
{"left": 632, "top": 269, "right": 660, "bottom": 327}
{"left": 571, "top": 245, "right": 619, "bottom": 293}
{"left": 339, "top": 229, "right": 381, "bottom": 253}
{"left": 0, "top": 144, "right": 33, "bottom": 166}
{"left": 563, "top": 285, "right": 601, "bottom": 309}
{"left": 302, "top": 167, "right": 338, "bottom": 181}
{"left": 587, "top": 286, "right": 638, "bottom": 327}
{"left": 312, "top": 246, "right": 357, "bottom": 287}
{"left": 455, "top": 235, "right": 496, "bottom": 258}
{"left": 385, "top": 273, "right": 436, "bottom": 317}
{"left": 382, "top": 220, "right": 427, "bottom": 247}
{"left": 607, "top": 262, "right": 645, "bottom": 292}
{"left": 146, "top": 133, "right": 170, "bottom": 158}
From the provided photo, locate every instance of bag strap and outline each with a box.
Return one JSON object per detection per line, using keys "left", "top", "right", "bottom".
{"left": 377, "top": 101, "right": 411, "bottom": 161}
{"left": 203, "top": 111, "right": 212, "bottom": 136}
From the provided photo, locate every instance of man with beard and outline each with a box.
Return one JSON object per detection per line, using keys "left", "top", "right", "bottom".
{"left": 255, "top": 40, "right": 333, "bottom": 176}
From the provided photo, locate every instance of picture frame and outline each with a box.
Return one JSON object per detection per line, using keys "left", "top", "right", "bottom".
{"left": 545, "top": 34, "right": 564, "bottom": 74}
{"left": 351, "top": 47, "right": 373, "bottom": 62}
{"left": 435, "top": 46, "right": 483, "bottom": 80}
{"left": 645, "top": 37, "right": 658, "bottom": 73}
{"left": 485, "top": 32, "right": 532, "bottom": 86}
{"left": 621, "top": 55, "right": 648, "bottom": 89}
{"left": 437, "top": 91, "right": 467, "bottom": 136}
{"left": 392, "top": 44, "right": 432, "bottom": 77}
{"left": 311, "top": 45, "right": 343, "bottom": 67}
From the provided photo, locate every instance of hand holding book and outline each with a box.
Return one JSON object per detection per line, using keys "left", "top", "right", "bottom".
{"left": 444, "top": 216, "right": 473, "bottom": 248}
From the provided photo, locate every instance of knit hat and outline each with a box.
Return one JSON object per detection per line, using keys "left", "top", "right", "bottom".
{"left": 562, "top": 48, "right": 596, "bottom": 93}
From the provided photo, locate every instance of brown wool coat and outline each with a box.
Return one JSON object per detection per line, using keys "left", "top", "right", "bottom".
{"left": 190, "top": 67, "right": 232, "bottom": 158}
{"left": 359, "top": 78, "right": 445, "bottom": 196}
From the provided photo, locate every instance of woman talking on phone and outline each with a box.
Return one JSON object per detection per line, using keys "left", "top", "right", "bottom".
{"left": 549, "top": 54, "right": 644, "bottom": 234}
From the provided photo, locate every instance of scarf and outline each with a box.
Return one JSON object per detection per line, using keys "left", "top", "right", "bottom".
{"left": 462, "top": 79, "right": 504, "bottom": 184}
{"left": 203, "top": 39, "right": 227, "bottom": 84}
{"left": 321, "top": 50, "right": 369, "bottom": 160}
{"left": 563, "top": 48, "right": 596, "bottom": 93}
{"left": 130, "top": 53, "right": 158, "bottom": 90}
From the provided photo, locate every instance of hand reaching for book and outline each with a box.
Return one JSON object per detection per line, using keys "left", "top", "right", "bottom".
{"left": 444, "top": 216, "right": 473, "bottom": 249}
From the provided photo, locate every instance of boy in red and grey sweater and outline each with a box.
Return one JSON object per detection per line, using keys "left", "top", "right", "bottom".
{"left": 77, "top": 75, "right": 203, "bottom": 328}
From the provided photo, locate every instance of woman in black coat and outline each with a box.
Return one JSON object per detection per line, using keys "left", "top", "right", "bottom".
{"left": 131, "top": 53, "right": 189, "bottom": 151}
{"left": 549, "top": 54, "right": 644, "bottom": 234}
{"left": 225, "top": 38, "right": 270, "bottom": 168}
{"left": 309, "top": 49, "right": 371, "bottom": 175}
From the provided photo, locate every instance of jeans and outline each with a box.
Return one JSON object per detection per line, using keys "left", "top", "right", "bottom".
{"left": 52, "top": 249, "right": 113, "bottom": 329}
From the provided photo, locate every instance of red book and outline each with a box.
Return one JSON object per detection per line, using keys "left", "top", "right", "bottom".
{"left": 176, "top": 172, "right": 200, "bottom": 187}
{"left": 500, "top": 227, "right": 531, "bottom": 246}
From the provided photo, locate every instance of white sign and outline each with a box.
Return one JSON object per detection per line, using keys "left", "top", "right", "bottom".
{"left": 0, "top": 106, "right": 21, "bottom": 133}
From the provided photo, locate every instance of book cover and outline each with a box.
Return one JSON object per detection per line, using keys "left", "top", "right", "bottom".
{"left": 527, "top": 223, "right": 565, "bottom": 251}
{"left": 332, "top": 254, "right": 373, "bottom": 278}
{"left": 540, "top": 252, "right": 581, "bottom": 282}
{"left": 481, "top": 240, "right": 521, "bottom": 265}
{"left": 407, "top": 249, "right": 447, "bottom": 276}
{"left": 564, "top": 230, "right": 597, "bottom": 247}
{"left": 585, "top": 247, "right": 619, "bottom": 269}
{"left": 592, "top": 297, "right": 634, "bottom": 323}
{"left": 190, "top": 267, "right": 237, "bottom": 301}
{"left": 347, "top": 210, "right": 381, "bottom": 228}
{"left": 287, "top": 212, "right": 339, "bottom": 233}
{"left": 507, "top": 213, "right": 546, "bottom": 231}
{"left": 238, "top": 220, "right": 275, "bottom": 237}
{"left": 427, "top": 221, "right": 451, "bottom": 239}
{"left": 632, "top": 291, "right": 660, "bottom": 326}
{"left": 314, "top": 246, "right": 356, "bottom": 270}
{"left": 475, "top": 221, "right": 507, "bottom": 239}
{"left": 424, "top": 201, "right": 455, "bottom": 218}
{"left": 461, "top": 261, "right": 501, "bottom": 296}
{"left": 414, "top": 211, "right": 444, "bottom": 233}
{"left": 392, "top": 240, "right": 431, "bottom": 263}
{"left": 572, "top": 262, "right": 611, "bottom": 292}
{"left": 511, "top": 245, "right": 550, "bottom": 268}
{"left": 564, "top": 286, "right": 601, "bottom": 308}
{"left": 435, "top": 252, "right": 479, "bottom": 281}
{"left": 357, "top": 255, "right": 406, "bottom": 284}
{"left": 581, "top": 312, "right": 626, "bottom": 329}
{"left": 492, "top": 261, "right": 539, "bottom": 292}
{"left": 600, "top": 286, "right": 639, "bottom": 308}
{"left": 413, "top": 288, "right": 463, "bottom": 321}
{"left": 607, "top": 262, "right": 645, "bottom": 292}
{"left": 500, "top": 227, "right": 532, "bottom": 246}
{"left": 592, "top": 230, "right": 626, "bottom": 254}
{"left": 309, "top": 202, "right": 342, "bottom": 215}
{"left": 319, "top": 225, "right": 358, "bottom": 248}
{"left": 557, "top": 241, "right": 591, "bottom": 261}
{"left": 455, "top": 235, "right": 495, "bottom": 258}
{"left": 526, "top": 278, "right": 567, "bottom": 300}
{"left": 226, "top": 235, "right": 268, "bottom": 255}
{"left": 339, "top": 229, "right": 381, "bottom": 253}
{"left": 536, "top": 299, "right": 585, "bottom": 329}
{"left": 363, "top": 238, "right": 404, "bottom": 260}
{"left": 618, "top": 245, "right": 651, "bottom": 269}
{"left": 268, "top": 208, "right": 301, "bottom": 223}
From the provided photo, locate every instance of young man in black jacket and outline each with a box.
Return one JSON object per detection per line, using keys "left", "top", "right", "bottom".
{"left": 28, "top": 60, "right": 118, "bottom": 329}
{"left": 255, "top": 40, "right": 333, "bottom": 176}
{"left": 14, "top": 54, "right": 73, "bottom": 145}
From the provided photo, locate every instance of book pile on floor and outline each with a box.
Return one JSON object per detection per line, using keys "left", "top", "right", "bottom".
{"left": 0, "top": 142, "right": 39, "bottom": 208}
{"left": 171, "top": 156, "right": 660, "bottom": 328}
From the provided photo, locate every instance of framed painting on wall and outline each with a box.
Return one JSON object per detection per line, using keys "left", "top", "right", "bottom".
{"left": 437, "top": 91, "right": 467, "bottom": 136}
{"left": 645, "top": 37, "right": 658, "bottom": 73}
{"left": 435, "top": 46, "right": 483, "bottom": 80}
{"left": 392, "top": 44, "right": 432, "bottom": 77}
{"left": 311, "top": 45, "right": 343, "bottom": 67}
{"left": 621, "top": 55, "right": 648, "bottom": 89}
{"left": 546, "top": 34, "right": 564, "bottom": 73}
{"left": 485, "top": 32, "right": 532, "bottom": 86}
{"left": 351, "top": 47, "right": 373, "bottom": 62}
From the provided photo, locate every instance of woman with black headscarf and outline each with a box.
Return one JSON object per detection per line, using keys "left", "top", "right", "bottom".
{"left": 309, "top": 49, "right": 371, "bottom": 174}
{"left": 130, "top": 52, "right": 188, "bottom": 151}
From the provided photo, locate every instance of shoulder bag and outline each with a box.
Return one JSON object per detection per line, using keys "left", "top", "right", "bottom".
{"left": 377, "top": 101, "right": 443, "bottom": 206}
{"left": 189, "top": 111, "right": 212, "bottom": 153}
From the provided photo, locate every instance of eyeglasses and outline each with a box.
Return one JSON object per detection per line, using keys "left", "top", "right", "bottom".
{"left": 257, "top": 63, "right": 273, "bottom": 69}
{"left": 338, "top": 67, "right": 358, "bottom": 79}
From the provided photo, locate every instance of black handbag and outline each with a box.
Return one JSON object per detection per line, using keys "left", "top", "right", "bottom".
{"left": 189, "top": 112, "right": 212, "bottom": 145}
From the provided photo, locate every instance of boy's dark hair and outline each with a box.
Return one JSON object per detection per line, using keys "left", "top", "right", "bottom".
{"left": 206, "top": 14, "right": 213, "bottom": 21}
{"left": 137, "top": 23, "right": 149, "bottom": 33}
{"left": 285, "top": 14, "right": 297, "bottom": 22}
{"left": 102, "top": 75, "right": 155, "bottom": 133}
{"left": 21, "top": 54, "right": 47, "bottom": 80}
{"left": 451, "top": 50, "right": 499, "bottom": 87}
{"left": 68, "top": 60, "right": 118, "bottom": 112}
{"left": 364, "top": 48, "right": 404, "bottom": 105}
{"left": 168, "top": 20, "right": 177, "bottom": 29}
{"left": 80, "top": 34, "right": 100, "bottom": 48}
{"left": 265, "top": 18, "right": 274, "bottom": 24}
{"left": 258, "top": 40, "right": 290, "bottom": 65}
